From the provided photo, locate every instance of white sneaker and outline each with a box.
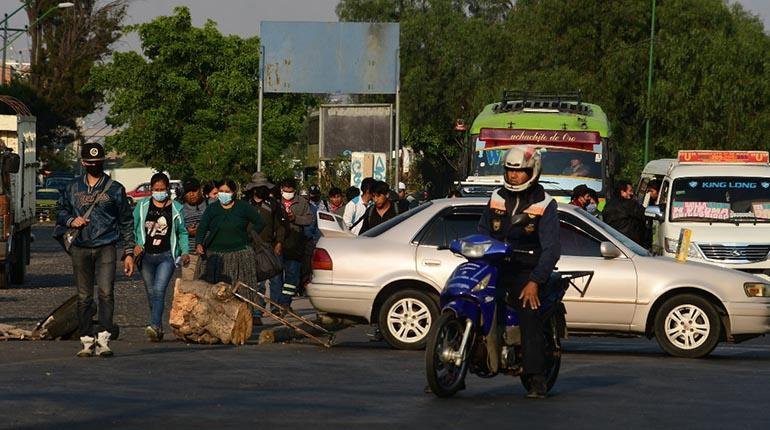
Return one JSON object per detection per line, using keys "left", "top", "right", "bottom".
{"left": 77, "top": 336, "right": 95, "bottom": 357}
{"left": 95, "top": 331, "right": 113, "bottom": 357}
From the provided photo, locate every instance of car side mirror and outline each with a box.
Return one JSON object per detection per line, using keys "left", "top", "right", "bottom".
{"left": 644, "top": 205, "right": 663, "bottom": 221}
{"left": 600, "top": 241, "right": 623, "bottom": 259}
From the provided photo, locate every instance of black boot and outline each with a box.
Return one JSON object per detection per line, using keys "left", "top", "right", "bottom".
{"left": 525, "top": 374, "right": 547, "bottom": 399}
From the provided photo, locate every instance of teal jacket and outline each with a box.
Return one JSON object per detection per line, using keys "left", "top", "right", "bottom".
{"left": 133, "top": 199, "right": 190, "bottom": 257}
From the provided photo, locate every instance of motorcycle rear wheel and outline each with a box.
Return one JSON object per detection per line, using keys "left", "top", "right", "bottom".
{"left": 519, "top": 315, "right": 562, "bottom": 393}
{"left": 425, "top": 312, "right": 471, "bottom": 398}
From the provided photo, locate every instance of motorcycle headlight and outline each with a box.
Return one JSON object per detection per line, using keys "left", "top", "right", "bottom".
{"left": 663, "top": 237, "right": 703, "bottom": 259}
{"left": 744, "top": 282, "right": 770, "bottom": 297}
{"left": 471, "top": 274, "right": 492, "bottom": 292}
{"left": 460, "top": 240, "right": 492, "bottom": 258}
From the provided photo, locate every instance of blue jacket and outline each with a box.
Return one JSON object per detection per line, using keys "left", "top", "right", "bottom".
{"left": 478, "top": 184, "right": 561, "bottom": 286}
{"left": 133, "top": 198, "right": 190, "bottom": 257}
{"left": 56, "top": 174, "right": 135, "bottom": 254}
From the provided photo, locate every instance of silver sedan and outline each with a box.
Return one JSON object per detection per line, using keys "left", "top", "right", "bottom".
{"left": 308, "top": 198, "right": 770, "bottom": 357}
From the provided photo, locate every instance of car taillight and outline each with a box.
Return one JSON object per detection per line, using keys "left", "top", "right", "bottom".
{"left": 312, "top": 248, "right": 333, "bottom": 271}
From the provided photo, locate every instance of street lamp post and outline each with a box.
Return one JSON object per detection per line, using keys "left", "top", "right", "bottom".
{"left": 0, "top": 2, "right": 74, "bottom": 85}
{"left": 643, "top": 0, "right": 657, "bottom": 165}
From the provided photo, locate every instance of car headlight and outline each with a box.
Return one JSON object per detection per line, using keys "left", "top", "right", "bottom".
{"left": 744, "top": 282, "right": 770, "bottom": 297}
{"left": 460, "top": 240, "right": 492, "bottom": 258}
{"left": 471, "top": 274, "right": 492, "bottom": 292}
{"left": 663, "top": 237, "right": 703, "bottom": 259}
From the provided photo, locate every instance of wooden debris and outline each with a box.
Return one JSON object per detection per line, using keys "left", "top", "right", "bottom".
{"left": 168, "top": 278, "right": 253, "bottom": 345}
{"left": 0, "top": 323, "right": 35, "bottom": 340}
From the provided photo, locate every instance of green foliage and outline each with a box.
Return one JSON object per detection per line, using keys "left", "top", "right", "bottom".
{"left": 336, "top": 0, "right": 770, "bottom": 188}
{"left": 86, "top": 7, "right": 312, "bottom": 184}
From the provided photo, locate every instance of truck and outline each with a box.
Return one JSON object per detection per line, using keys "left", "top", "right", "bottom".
{"left": 458, "top": 91, "right": 617, "bottom": 202}
{"left": 640, "top": 150, "right": 770, "bottom": 280}
{"left": 0, "top": 97, "right": 37, "bottom": 289}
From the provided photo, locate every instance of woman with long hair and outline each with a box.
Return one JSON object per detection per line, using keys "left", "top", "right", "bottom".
{"left": 132, "top": 172, "right": 190, "bottom": 342}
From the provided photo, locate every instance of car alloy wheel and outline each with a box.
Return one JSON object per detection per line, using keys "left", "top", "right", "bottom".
{"left": 663, "top": 304, "right": 711, "bottom": 350}
{"left": 653, "top": 294, "right": 720, "bottom": 358}
{"left": 378, "top": 289, "right": 439, "bottom": 350}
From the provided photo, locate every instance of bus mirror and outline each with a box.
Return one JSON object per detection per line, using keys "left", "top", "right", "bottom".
{"left": 645, "top": 205, "right": 663, "bottom": 221}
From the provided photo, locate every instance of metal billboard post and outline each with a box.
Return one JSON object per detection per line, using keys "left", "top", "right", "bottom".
{"left": 257, "top": 45, "right": 264, "bottom": 172}
{"left": 394, "top": 47, "right": 400, "bottom": 188}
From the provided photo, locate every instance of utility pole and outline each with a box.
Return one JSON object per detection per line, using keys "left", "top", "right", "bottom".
{"left": 643, "top": 0, "right": 657, "bottom": 165}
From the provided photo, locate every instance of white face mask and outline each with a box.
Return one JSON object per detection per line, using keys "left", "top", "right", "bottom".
{"left": 282, "top": 191, "right": 295, "bottom": 201}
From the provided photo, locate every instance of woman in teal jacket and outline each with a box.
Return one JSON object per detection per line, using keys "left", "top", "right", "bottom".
{"left": 132, "top": 173, "right": 190, "bottom": 341}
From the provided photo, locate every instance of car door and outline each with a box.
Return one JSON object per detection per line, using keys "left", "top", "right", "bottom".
{"left": 557, "top": 212, "right": 638, "bottom": 330}
{"left": 414, "top": 207, "right": 483, "bottom": 290}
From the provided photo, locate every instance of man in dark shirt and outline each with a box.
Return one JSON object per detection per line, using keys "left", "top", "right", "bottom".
{"left": 181, "top": 178, "right": 205, "bottom": 279}
{"left": 56, "top": 143, "right": 135, "bottom": 357}
{"left": 360, "top": 181, "right": 398, "bottom": 234}
{"left": 603, "top": 180, "right": 646, "bottom": 245}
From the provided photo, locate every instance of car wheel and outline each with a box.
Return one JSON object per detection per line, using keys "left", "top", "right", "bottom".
{"left": 127, "top": 197, "right": 134, "bottom": 206}
{"left": 654, "top": 294, "right": 721, "bottom": 358}
{"left": 378, "top": 289, "right": 438, "bottom": 350}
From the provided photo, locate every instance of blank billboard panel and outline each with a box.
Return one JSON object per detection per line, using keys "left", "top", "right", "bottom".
{"left": 320, "top": 105, "right": 392, "bottom": 159}
{"left": 261, "top": 22, "right": 399, "bottom": 94}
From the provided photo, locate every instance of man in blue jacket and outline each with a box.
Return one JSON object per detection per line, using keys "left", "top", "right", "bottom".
{"left": 478, "top": 146, "right": 561, "bottom": 399}
{"left": 57, "top": 143, "right": 135, "bottom": 357}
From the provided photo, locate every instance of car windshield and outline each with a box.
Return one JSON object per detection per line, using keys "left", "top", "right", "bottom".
{"left": 471, "top": 146, "right": 601, "bottom": 180}
{"left": 577, "top": 208, "right": 651, "bottom": 256}
{"left": 360, "top": 201, "right": 433, "bottom": 237}
{"left": 670, "top": 177, "right": 770, "bottom": 223}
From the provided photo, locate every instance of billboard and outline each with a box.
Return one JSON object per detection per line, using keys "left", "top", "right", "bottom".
{"left": 319, "top": 104, "right": 393, "bottom": 159}
{"left": 261, "top": 22, "right": 399, "bottom": 94}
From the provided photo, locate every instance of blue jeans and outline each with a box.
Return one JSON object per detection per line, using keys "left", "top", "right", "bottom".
{"left": 140, "top": 251, "right": 176, "bottom": 329}
{"left": 71, "top": 244, "right": 117, "bottom": 336}
{"left": 277, "top": 257, "right": 301, "bottom": 306}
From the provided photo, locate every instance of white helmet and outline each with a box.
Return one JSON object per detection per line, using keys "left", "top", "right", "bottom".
{"left": 503, "top": 146, "right": 542, "bottom": 192}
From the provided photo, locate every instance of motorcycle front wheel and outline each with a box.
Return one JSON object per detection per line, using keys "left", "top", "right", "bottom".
{"left": 520, "top": 315, "right": 562, "bottom": 392}
{"left": 425, "top": 312, "right": 472, "bottom": 398}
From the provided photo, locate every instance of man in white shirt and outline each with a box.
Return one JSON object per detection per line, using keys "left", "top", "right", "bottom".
{"left": 343, "top": 177, "right": 375, "bottom": 235}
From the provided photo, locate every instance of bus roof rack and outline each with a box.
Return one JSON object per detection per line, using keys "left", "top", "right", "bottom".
{"left": 495, "top": 91, "right": 591, "bottom": 115}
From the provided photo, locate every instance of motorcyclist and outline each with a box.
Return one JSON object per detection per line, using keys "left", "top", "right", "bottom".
{"left": 478, "top": 146, "right": 561, "bottom": 399}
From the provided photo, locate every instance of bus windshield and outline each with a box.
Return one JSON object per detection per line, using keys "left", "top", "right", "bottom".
{"left": 670, "top": 177, "right": 770, "bottom": 222}
{"left": 471, "top": 145, "right": 601, "bottom": 180}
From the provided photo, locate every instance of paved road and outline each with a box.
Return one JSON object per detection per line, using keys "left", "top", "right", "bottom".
{"left": 2, "top": 226, "right": 770, "bottom": 429}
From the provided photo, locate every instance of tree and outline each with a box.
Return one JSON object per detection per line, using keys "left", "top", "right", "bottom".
{"left": 86, "top": 7, "right": 312, "bottom": 183}
{"left": 336, "top": 0, "right": 770, "bottom": 188}
{"left": 21, "top": 0, "right": 128, "bottom": 149}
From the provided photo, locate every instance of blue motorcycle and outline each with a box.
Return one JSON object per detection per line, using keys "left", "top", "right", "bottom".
{"left": 425, "top": 218, "right": 589, "bottom": 398}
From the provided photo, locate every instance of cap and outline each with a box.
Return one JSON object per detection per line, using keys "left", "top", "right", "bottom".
{"left": 309, "top": 185, "right": 321, "bottom": 196}
{"left": 183, "top": 178, "right": 201, "bottom": 194}
{"left": 398, "top": 182, "right": 406, "bottom": 190}
{"left": 81, "top": 142, "right": 105, "bottom": 162}
{"left": 243, "top": 172, "right": 274, "bottom": 191}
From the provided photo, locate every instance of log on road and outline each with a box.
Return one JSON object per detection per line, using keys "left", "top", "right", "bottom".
{"left": 168, "top": 279, "right": 252, "bottom": 345}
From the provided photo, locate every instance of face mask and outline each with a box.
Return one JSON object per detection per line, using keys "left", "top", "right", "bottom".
{"left": 85, "top": 163, "right": 103, "bottom": 176}
{"left": 282, "top": 191, "right": 295, "bottom": 201}
{"left": 152, "top": 191, "right": 168, "bottom": 202}
{"left": 586, "top": 203, "right": 597, "bottom": 213}
{"left": 218, "top": 192, "right": 233, "bottom": 205}
{"left": 208, "top": 197, "right": 218, "bottom": 204}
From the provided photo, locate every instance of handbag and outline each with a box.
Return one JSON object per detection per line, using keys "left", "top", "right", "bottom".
{"left": 53, "top": 179, "right": 113, "bottom": 254}
{"left": 252, "top": 237, "right": 283, "bottom": 282}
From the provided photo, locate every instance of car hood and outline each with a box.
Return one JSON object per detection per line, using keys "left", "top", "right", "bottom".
{"left": 633, "top": 254, "right": 766, "bottom": 299}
